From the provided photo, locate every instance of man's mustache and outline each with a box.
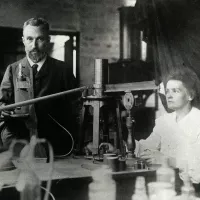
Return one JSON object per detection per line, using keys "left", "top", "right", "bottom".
{"left": 30, "top": 48, "right": 40, "bottom": 53}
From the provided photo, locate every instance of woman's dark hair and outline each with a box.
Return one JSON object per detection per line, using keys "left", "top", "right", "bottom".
{"left": 165, "top": 67, "right": 200, "bottom": 108}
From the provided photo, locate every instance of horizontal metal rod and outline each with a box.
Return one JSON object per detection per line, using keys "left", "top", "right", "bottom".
{"left": 105, "top": 81, "right": 158, "bottom": 93}
{"left": 0, "top": 86, "right": 87, "bottom": 112}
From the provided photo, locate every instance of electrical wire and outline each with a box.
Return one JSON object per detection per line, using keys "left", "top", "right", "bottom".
{"left": 41, "top": 186, "right": 55, "bottom": 200}
{"left": 48, "top": 114, "right": 74, "bottom": 158}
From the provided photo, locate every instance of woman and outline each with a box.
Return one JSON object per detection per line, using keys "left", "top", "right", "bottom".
{"left": 136, "top": 67, "right": 200, "bottom": 183}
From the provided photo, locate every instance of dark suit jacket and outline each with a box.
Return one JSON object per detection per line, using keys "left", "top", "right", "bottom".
{"left": 0, "top": 56, "right": 78, "bottom": 155}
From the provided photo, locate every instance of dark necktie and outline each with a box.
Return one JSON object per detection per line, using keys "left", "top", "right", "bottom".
{"left": 32, "top": 64, "right": 38, "bottom": 96}
{"left": 32, "top": 64, "right": 38, "bottom": 78}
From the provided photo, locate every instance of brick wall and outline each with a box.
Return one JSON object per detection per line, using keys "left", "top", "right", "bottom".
{"left": 0, "top": 0, "right": 123, "bottom": 86}
{"left": 78, "top": 0, "right": 122, "bottom": 85}
{"left": 0, "top": 0, "right": 79, "bottom": 30}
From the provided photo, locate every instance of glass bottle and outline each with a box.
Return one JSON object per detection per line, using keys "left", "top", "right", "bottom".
{"left": 132, "top": 176, "right": 148, "bottom": 200}
{"left": 89, "top": 165, "right": 116, "bottom": 200}
{"left": 156, "top": 157, "right": 175, "bottom": 187}
{"left": 180, "top": 173, "right": 195, "bottom": 200}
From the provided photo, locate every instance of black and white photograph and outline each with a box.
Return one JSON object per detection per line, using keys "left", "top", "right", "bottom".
{"left": 0, "top": 0, "right": 200, "bottom": 199}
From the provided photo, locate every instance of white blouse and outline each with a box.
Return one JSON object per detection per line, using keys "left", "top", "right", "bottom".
{"left": 136, "top": 107, "right": 200, "bottom": 183}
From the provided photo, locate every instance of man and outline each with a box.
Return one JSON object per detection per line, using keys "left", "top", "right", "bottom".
{"left": 0, "top": 17, "right": 77, "bottom": 157}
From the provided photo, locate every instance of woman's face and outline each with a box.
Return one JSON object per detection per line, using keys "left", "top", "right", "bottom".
{"left": 165, "top": 80, "right": 192, "bottom": 111}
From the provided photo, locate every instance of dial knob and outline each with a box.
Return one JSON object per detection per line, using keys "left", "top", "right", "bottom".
{"left": 123, "top": 92, "right": 134, "bottom": 110}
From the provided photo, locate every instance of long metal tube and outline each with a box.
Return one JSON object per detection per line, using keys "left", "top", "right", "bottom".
{"left": 0, "top": 86, "right": 87, "bottom": 112}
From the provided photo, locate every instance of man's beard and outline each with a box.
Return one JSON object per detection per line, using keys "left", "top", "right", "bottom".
{"left": 28, "top": 49, "right": 46, "bottom": 63}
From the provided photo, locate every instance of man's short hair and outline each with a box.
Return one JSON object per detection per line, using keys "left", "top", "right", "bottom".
{"left": 23, "top": 17, "right": 49, "bottom": 32}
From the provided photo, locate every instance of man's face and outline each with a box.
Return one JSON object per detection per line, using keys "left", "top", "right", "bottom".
{"left": 22, "top": 25, "right": 50, "bottom": 63}
{"left": 166, "top": 80, "right": 192, "bottom": 111}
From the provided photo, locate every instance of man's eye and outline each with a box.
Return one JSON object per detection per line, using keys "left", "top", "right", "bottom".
{"left": 27, "top": 37, "right": 33, "bottom": 41}
{"left": 37, "top": 38, "right": 45, "bottom": 42}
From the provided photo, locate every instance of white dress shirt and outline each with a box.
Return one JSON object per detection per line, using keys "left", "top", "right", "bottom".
{"left": 27, "top": 56, "right": 47, "bottom": 72}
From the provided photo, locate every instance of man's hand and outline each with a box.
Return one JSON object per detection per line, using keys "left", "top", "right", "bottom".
{"left": 0, "top": 110, "right": 14, "bottom": 119}
{"left": 140, "top": 149, "right": 165, "bottom": 165}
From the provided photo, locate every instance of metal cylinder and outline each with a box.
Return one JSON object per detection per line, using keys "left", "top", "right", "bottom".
{"left": 94, "top": 59, "right": 108, "bottom": 97}
{"left": 118, "top": 7, "right": 141, "bottom": 60}
{"left": 95, "top": 59, "right": 103, "bottom": 85}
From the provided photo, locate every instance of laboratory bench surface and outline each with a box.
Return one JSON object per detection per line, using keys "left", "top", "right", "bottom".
{"left": 0, "top": 156, "right": 199, "bottom": 200}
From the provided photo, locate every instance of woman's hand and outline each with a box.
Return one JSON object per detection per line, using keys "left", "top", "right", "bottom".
{"left": 140, "top": 149, "right": 165, "bottom": 165}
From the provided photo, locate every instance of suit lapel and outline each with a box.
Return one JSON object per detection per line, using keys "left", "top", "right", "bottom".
{"left": 20, "top": 57, "right": 31, "bottom": 77}
{"left": 35, "top": 57, "right": 49, "bottom": 79}
{"left": 20, "top": 56, "right": 50, "bottom": 80}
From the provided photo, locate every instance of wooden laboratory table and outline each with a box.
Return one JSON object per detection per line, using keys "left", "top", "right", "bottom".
{"left": 0, "top": 156, "right": 199, "bottom": 200}
{"left": 1, "top": 156, "right": 156, "bottom": 182}
{"left": 36, "top": 156, "right": 156, "bottom": 181}
{"left": 0, "top": 156, "right": 156, "bottom": 200}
